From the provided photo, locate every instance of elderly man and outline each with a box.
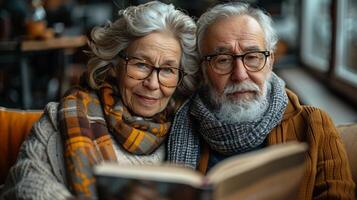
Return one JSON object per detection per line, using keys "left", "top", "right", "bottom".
{"left": 168, "top": 2, "right": 355, "bottom": 199}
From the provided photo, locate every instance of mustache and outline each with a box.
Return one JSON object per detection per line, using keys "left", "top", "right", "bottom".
{"left": 223, "top": 81, "right": 260, "bottom": 94}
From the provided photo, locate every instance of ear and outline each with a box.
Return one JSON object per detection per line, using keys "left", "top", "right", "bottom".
{"left": 268, "top": 51, "right": 275, "bottom": 70}
{"left": 114, "top": 61, "right": 125, "bottom": 78}
{"left": 201, "top": 62, "right": 211, "bottom": 86}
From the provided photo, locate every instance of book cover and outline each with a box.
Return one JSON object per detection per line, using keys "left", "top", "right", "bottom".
{"left": 94, "top": 142, "right": 308, "bottom": 200}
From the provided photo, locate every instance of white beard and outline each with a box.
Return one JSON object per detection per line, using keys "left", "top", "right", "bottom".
{"left": 208, "top": 77, "right": 272, "bottom": 123}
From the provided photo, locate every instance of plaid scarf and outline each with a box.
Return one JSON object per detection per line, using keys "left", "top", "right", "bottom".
{"left": 167, "top": 73, "right": 288, "bottom": 169}
{"left": 59, "top": 81, "right": 171, "bottom": 198}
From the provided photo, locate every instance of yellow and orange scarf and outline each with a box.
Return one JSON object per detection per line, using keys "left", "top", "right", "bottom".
{"left": 59, "top": 81, "right": 172, "bottom": 198}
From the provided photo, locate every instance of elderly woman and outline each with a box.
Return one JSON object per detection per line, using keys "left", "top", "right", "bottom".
{"left": 0, "top": 1, "right": 198, "bottom": 199}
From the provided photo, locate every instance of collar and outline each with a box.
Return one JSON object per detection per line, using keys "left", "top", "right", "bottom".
{"left": 282, "top": 89, "right": 303, "bottom": 121}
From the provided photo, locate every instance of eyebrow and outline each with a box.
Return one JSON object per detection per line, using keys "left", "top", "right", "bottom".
{"left": 243, "top": 46, "right": 262, "bottom": 52}
{"left": 212, "top": 45, "right": 263, "bottom": 54}
{"left": 212, "top": 47, "right": 231, "bottom": 54}
{"left": 131, "top": 53, "right": 179, "bottom": 66}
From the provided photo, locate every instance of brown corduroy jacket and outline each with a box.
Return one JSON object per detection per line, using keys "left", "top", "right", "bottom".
{"left": 198, "top": 89, "right": 355, "bottom": 199}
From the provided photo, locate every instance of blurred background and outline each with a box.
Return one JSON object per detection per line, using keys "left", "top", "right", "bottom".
{"left": 0, "top": 0, "right": 356, "bottom": 124}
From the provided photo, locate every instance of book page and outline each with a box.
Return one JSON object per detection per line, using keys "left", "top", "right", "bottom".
{"left": 206, "top": 142, "right": 307, "bottom": 183}
{"left": 94, "top": 163, "right": 204, "bottom": 188}
{"left": 204, "top": 142, "right": 308, "bottom": 200}
{"left": 215, "top": 164, "right": 304, "bottom": 200}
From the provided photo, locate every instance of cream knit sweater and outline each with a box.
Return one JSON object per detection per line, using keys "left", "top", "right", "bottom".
{"left": 0, "top": 102, "right": 165, "bottom": 200}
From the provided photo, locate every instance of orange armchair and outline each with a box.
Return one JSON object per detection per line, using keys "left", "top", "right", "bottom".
{"left": 0, "top": 107, "right": 42, "bottom": 184}
{"left": 337, "top": 123, "right": 357, "bottom": 192}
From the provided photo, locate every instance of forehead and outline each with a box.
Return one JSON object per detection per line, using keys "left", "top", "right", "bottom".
{"left": 126, "top": 32, "right": 182, "bottom": 61}
{"left": 201, "top": 15, "right": 266, "bottom": 54}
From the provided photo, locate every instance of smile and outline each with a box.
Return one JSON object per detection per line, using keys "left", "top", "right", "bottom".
{"left": 135, "top": 94, "right": 159, "bottom": 105}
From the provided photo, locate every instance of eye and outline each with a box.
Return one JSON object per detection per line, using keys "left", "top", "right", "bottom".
{"left": 215, "top": 55, "right": 233, "bottom": 64}
{"left": 136, "top": 62, "right": 149, "bottom": 69}
{"left": 245, "top": 53, "right": 262, "bottom": 60}
{"left": 160, "top": 67, "right": 178, "bottom": 76}
{"left": 129, "top": 59, "right": 151, "bottom": 71}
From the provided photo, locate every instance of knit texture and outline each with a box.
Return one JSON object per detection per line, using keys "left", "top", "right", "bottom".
{"left": 199, "top": 90, "right": 355, "bottom": 199}
{"left": 167, "top": 73, "right": 288, "bottom": 167}
{"left": 0, "top": 102, "right": 165, "bottom": 200}
{"left": 59, "top": 82, "right": 171, "bottom": 198}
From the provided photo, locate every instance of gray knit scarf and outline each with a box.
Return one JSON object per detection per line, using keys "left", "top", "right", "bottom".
{"left": 167, "top": 73, "right": 288, "bottom": 169}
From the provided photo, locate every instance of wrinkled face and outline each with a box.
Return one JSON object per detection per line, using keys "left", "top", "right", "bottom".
{"left": 200, "top": 15, "right": 274, "bottom": 103}
{"left": 116, "top": 31, "right": 182, "bottom": 117}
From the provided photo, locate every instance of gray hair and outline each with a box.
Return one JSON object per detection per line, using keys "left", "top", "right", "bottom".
{"left": 197, "top": 2, "right": 278, "bottom": 56}
{"left": 87, "top": 1, "right": 199, "bottom": 96}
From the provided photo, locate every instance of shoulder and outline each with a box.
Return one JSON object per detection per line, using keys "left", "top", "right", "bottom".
{"left": 29, "top": 102, "right": 66, "bottom": 182}
{"left": 281, "top": 91, "right": 338, "bottom": 140}
{"left": 291, "top": 105, "right": 339, "bottom": 140}
{"left": 40, "top": 102, "right": 59, "bottom": 128}
{"left": 300, "top": 105, "right": 334, "bottom": 127}
{"left": 32, "top": 102, "right": 60, "bottom": 143}
{"left": 284, "top": 89, "right": 334, "bottom": 126}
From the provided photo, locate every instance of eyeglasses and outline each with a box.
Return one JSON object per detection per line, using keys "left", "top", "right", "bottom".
{"left": 203, "top": 51, "right": 270, "bottom": 75}
{"left": 118, "top": 54, "right": 186, "bottom": 88}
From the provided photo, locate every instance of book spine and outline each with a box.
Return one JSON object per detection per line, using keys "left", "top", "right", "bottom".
{"left": 199, "top": 185, "right": 213, "bottom": 200}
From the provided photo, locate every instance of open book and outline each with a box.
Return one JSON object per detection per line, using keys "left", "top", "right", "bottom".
{"left": 94, "top": 142, "right": 308, "bottom": 200}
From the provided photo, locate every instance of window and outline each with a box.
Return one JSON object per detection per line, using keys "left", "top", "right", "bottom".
{"left": 335, "top": 0, "right": 357, "bottom": 86}
{"left": 300, "top": 0, "right": 357, "bottom": 106}
{"left": 300, "top": 0, "right": 331, "bottom": 71}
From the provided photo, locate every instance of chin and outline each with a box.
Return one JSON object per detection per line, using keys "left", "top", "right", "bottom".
{"left": 134, "top": 110, "right": 154, "bottom": 117}
{"left": 133, "top": 107, "right": 159, "bottom": 118}
{"left": 228, "top": 93, "right": 256, "bottom": 103}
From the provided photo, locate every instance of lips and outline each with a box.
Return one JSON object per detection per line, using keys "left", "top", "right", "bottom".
{"left": 227, "top": 90, "right": 255, "bottom": 99}
{"left": 135, "top": 93, "right": 159, "bottom": 105}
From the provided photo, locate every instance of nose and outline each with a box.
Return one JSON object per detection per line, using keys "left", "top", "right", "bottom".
{"left": 230, "top": 58, "right": 249, "bottom": 82}
{"left": 143, "top": 69, "right": 160, "bottom": 90}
